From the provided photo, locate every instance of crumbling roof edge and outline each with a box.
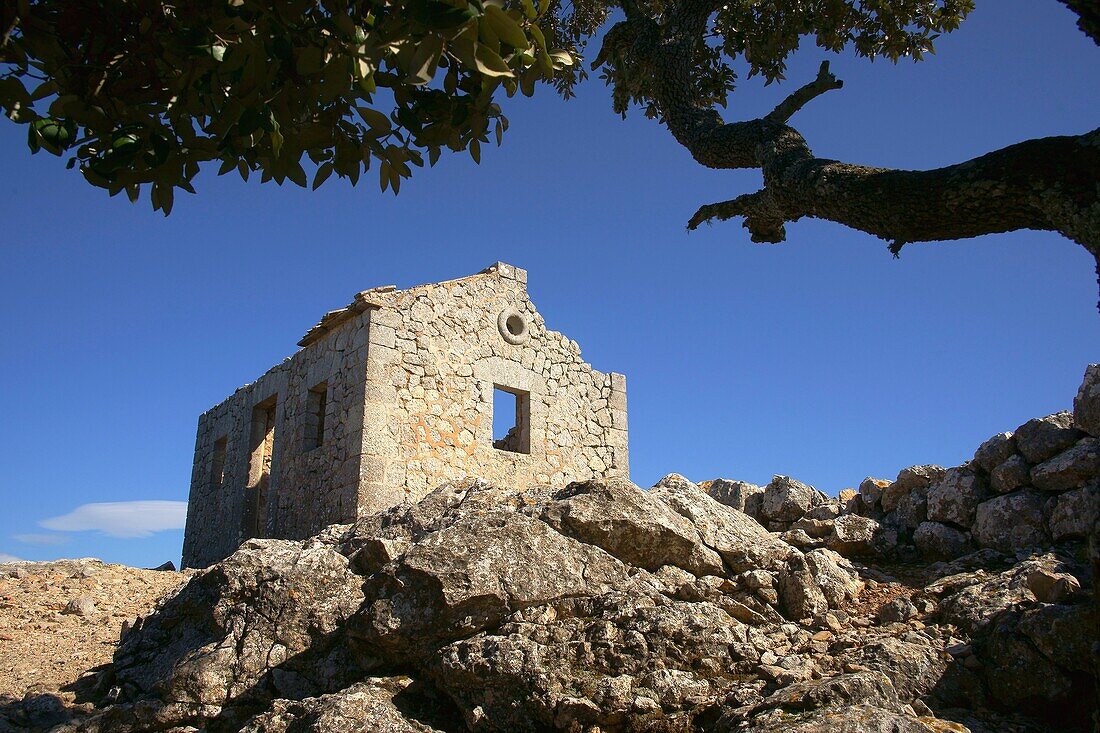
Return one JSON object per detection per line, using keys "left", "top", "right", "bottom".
{"left": 295, "top": 261, "right": 526, "bottom": 348}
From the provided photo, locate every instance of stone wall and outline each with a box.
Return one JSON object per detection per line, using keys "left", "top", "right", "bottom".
{"left": 703, "top": 364, "right": 1100, "bottom": 564}
{"left": 182, "top": 263, "right": 628, "bottom": 568}
{"left": 353, "top": 262, "right": 628, "bottom": 514}
{"left": 182, "top": 309, "right": 372, "bottom": 568}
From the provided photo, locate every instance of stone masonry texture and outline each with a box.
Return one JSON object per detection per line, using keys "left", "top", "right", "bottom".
{"left": 182, "top": 263, "right": 628, "bottom": 568}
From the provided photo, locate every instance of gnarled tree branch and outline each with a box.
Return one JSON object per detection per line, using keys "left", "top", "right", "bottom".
{"left": 599, "top": 0, "right": 1100, "bottom": 302}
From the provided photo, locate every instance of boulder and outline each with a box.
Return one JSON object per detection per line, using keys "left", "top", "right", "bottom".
{"left": 804, "top": 548, "right": 864, "bottom": 608}
{"left": 1026, "top": 568, "right": 1082, "bottom": 603}
{"left": 344, "top": 478, "right": 551, "bottom": 574}
{"left": 239, "top": 678, "right": 450, "bottom": 733}
{"left": 913, "top": 522, "right": 970, "bottom": 560}
{"left": 935, "top": 554, "right": 1064, "bottom": 635}
{"left": 839, "top": 636, "right": 947, "bottom": 703}
{"left": 1073, "top": 363, "right": 1100, "bottom": 437}
{"left": 989, "top": 454, "right": 1030, "bottom": 494}
{"left": 972, "top": 491, "right": 1049, "bottom": 552}
{"left": 858, "top": 478, "right": 890, "bottom": 511}
{"left": 892, "top": 487, "right": 927, "bottom": 531}
{"left": 805, "top": 502, "right": 842, "bottom": 521}
{"left": 876, "top": 597, "right": 917, "bottom": 624}
{"left": 650, "top": 479, "right": 794, "bottom": 573}
{"left": 760, "top": 476, "right": 829, "bottom": 526}
{"left": 111, "top": 538, "right": 365, "bottom": 715}
{"left": 352, "top": 509, "right": 626, "bottom": 659}
{"left": 973, "top": 432, "right": 1017, "bottom": 472}
{"left": 791, "top": 517, "right": 835, "bottom": 539}
{"left": 1046, "top": 483, "right": 1098, "bottom": 541}
{"left": 430, "top": 583, "right": 753, "bottom": 731}
{"left": 882, "top": 465, "right": 946, "bottom": 513}
{"left": 62, "top": 596, "right": 96, "bottom": 617}
{"left": 706, "top": 478, "right": 764, "bottom": 513}
{"left": 1029, "top": 437, "right": 1100, "bottom": 492}
{"left": 826, "top": 515, "right": 896, "bottom": 558}
{"left": 542, "top": 478, "right": 724, "bottom": 577}
{"left": 777, "top": 554, "right": 829, "bottom": 620}
{"left": 1014, "top": 411, "right": 1082, "bottom": 464}
{"left": 1017, "top": 601, "right": 1096, "bottom": 673}
{"left": 733, "top": 704, "right": 952, "bottom": 733}
{"left": 977, "top": 608, "right": 1086, "bottom": 725}
{"left": 926, "top": 466, "right": 987, "bottom": 528}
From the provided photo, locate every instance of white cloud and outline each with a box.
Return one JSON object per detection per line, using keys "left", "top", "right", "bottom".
{"left": 40, "top": 501, "right": 188, "bottom": 539}
{"left": 14, "top": 533, "right": 69, "bottom": 546}
{"left": 0, "top": 553, "right": 22, "bottom": 564}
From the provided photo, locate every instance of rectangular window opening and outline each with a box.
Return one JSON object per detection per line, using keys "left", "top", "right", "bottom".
{"left": 242, "top": 396, "right": 277, "bottom": 539}
{"left": 492, "top": 385, "right": 530, "bottom": 454}
{"left": 210, "top": 436, "right": 228, "bottom": 491}
{"left": 304, "top": 382, "right": 329, "bottom": 452}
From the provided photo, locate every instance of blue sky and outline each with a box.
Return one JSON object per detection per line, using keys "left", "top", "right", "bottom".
{"left": 0, "top": 0, "right": 1096, "bottom": 568}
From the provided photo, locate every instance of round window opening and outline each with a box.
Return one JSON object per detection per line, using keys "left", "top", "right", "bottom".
{"left": 497, "top": 308, "right": 529, "bottom": 344}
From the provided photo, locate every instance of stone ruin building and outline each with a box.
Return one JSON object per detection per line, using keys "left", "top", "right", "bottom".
{"left": 182, "top": 262, "right": 629, "bottom": 568}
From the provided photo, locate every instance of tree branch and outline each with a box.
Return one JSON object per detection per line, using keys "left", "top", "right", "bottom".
{"left": 1059, "top": 0, "right": 1100, "bottom": 44}
{"left": 764, "top": 61, "right": 843, "bottom": 124}
{"left": 598, "top": 1, "right": 1100, "bottom": 304}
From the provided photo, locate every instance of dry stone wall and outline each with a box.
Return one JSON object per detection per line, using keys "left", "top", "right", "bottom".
{"left": 706, "top": 364, "right": 1100, "bottom": 565}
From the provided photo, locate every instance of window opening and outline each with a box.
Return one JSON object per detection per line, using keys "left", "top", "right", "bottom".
{"left": 242, "top": 396, "right": 277, "bottom": 539}
{"left": 210, "top": 436, "right": 227, "bottom": 491}
{"left": 492, "top": 386, "right": 530, "bottom": 454}
{"left": 304, "top": 382, "right": 329, "bottom": 451}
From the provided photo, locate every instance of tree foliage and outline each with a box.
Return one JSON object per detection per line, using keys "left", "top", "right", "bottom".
{"left": 0, "top": 0, "right": 581, "bottom": 212}
{"left": 2, "top": 0, "right": 1097, "bottom": 299}
{"left": 0, "top": 0, "right": 975, "bottom": 213}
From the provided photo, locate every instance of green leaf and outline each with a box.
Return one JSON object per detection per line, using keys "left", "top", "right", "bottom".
{"left": 548, "top": 50, "right": 574, "bottom": 67}
{"left": 270, "top": 128, "right": 284, "bottom": 156}
{"left": 312, "top": 162, "right": 334, "bottom": 189}
{"left": 29, "top": 80, "right": 57, "bottom": 102}
{"left": 529, "top": 24, "right": 546, "bottom": 52}
{"left": 357, "top": 106, "right": 392, "bottom": 134}
{"left": 406, "top": 35, "right": 445, "bottom": 85}
{"left": 474, "top": 44, "right": 514, "bottom": 78}
{"left": 379, "top": 159, "right": 391, "bottom": 191}
{"left": 484, "top": 5, "right": 529, "bottom": 51}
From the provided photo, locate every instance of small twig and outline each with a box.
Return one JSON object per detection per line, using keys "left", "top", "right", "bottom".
{"left": 764, "top": 60, "right": 843, "bottom": 124}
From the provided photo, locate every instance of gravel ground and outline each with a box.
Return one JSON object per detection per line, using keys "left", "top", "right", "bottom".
{"left": 0, "top": 558, "right": 188, "bottom": 721}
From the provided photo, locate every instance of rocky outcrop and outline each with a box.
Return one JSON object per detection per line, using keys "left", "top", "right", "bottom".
{"left": 836, "top": 365, "right": 1100, "bottom": 566}
{"left": 1075, "top": 364, "right": 1100, "bottom": 436}
{"left": 706, "top": 478, "right": 764, "bottom": 515}
{"left": 759, "top": 475, "right": 830, "bottom": 530}
{"left": 21, "top": 364, "right": 1100, "bottom": 733}
{"left": 42, "top": 465, "right": 1094, "bottom": 733}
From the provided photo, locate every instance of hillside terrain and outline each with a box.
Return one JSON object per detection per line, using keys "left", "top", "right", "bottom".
{"left": 0, "top": 560, "right": 187, "bottom": 732}
{"left": 0, "top": 364, "right": 1096, "bottom": 733}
